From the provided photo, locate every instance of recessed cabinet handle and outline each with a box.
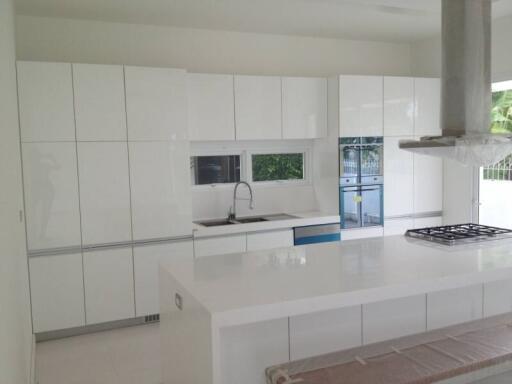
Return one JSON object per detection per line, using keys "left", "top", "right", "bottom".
{"left": 175, "top": 293, "right": 183, "bottom": 311}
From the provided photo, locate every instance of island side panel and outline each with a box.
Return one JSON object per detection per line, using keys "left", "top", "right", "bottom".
{"left": 160, "top": 266, "right": 214, "bottom": 384}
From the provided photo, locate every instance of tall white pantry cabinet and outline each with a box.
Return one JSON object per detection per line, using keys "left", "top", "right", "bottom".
{"left": 18, "top": 61, "right": 193, "bottom": 333}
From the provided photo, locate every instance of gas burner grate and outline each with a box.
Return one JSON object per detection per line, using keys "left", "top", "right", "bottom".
{"left": 405, "top": 223, "right": 512, "bottom": 246}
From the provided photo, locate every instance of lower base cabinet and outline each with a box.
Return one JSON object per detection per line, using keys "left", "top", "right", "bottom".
{"left": 247, "top": 229, "right": 294, "bottom": 252}
{"left": 29, "top": 253, "right": 85, "bottom": 333}
{"left": 194, "top": 233, "right": 246, "bottom": 258}
{"left": 134, "top": 240, "right": 193, "bottom": 317}
{"left": 83, "top": 248, "right": 135, "bottom": 324}
{"left": 341, "top": 226, "right": 383, "bottom": 240}
{"left": 484, "top": 280, "right": 512, "bottom": 317}
{"left": 383, "top": 218, "right": 414, "bottom": 236}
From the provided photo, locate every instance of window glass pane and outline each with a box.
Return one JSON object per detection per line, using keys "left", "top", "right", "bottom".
{"left": 252, "top": 153, "right": 304, "bottom": 182}
{"left": 191, "top": 155, "right": 240, "bottom": 185}
{"left": 491, "top": 89, "right": 512, "bottom": 134}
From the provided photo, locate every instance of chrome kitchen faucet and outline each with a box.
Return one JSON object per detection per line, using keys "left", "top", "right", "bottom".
{"left": 228, "top": 181, "right": 254, "bottom": 220}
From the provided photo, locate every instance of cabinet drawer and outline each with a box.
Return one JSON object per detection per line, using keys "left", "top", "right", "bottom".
{"left": 484, "top": 280, "right": 512, "bottom": 317}
{"left": 194, "top": 234, "right": 246, "bottom": 258}
{"left": 247, "top": 229, "right": 293, "bottom": 252}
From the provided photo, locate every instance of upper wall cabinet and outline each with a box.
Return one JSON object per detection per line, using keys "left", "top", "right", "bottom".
{"left": 73, "top": 64, "right": 127, "bottom": 141}
{"left": 17, "top": 61, "right": 75, "bottom": 142}
{"left": 187, "top": 73, "right": 235, "bottom": 141}
{"left": 234, "top": 75, "right": 282, "bottom": 140}
{"left": 282, "top": 77, "right": 327, "bottom": 139}
{"left": 384, "top": 77, "right": 414, "bottom": 136}
{"left": 415, "top": 78, "right": 441, "bottom": 137}
{"left": 125, "top": 66, "right": 188, "bottom": 141}
{"left": 339, "top": 75, "right": 383, "bottom": 137}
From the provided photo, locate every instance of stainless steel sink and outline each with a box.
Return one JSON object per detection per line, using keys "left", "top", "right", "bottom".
{"left": 195, "top": 213, "right": 297, "bottom": 227}
{"left": 197, "top": 218, "right": 237, "bottom": 227}
{"left": 235, "top": 217, "right": 269, "bottom": 224}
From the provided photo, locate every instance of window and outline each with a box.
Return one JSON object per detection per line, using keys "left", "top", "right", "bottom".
{"left": 191, "top": 155, "right": 241, "bottom": 185}
{"left": 251, "top": 153, "right": 305, "bottom": 182}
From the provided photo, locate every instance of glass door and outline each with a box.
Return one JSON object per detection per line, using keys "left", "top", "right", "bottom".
{"left": 340, "top": 186, "right": 361, "bottom": 229}
{"left": 360, "top": 185, "right": 383, "bottom": 227}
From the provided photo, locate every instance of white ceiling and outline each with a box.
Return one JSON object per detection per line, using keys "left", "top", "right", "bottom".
{"left": 14, "top": 0, "right": 512, "bottom": 43}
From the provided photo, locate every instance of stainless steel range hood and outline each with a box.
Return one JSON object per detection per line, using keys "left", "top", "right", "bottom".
{"left": 399, "top": 0, "right": 512, "bottom": 166}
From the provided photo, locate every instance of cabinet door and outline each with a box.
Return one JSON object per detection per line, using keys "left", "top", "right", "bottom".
{"left": 83, "top": 248, "right": 135, "bottom": 324}
{"left": 339, "top": 75, "right": 383, "bottom": 137}
{"left": 290, "top": 306, "right": 361, "bottom": 361}
{"left": 73, "top": 64, "right": 127, "bottom": 141}
{"left": 194, "top": 234, "right": 246, "bottom": 258}
{"left": 363, "top": 295, "right": 426, "bottom": 344}
{"left": 246, "top": 229, "right": 293, "bottom": 252}
{"left": 341, "top": 227, "right": 383, "bottom": 240}
{"left": 384, "top": 136, "right": 414, "bottom": 218}
{"left": 234, "top": 75, "right": 282, "bottom": 140}
{"left": 29, "top": 253, "right": 85, "bottom": 333}
{"left": 414, "top": 78, "right": 441, "bottom": 137}
{"left": 187, "top": 73, "right": 235, "bottom": 141}
{"left": 484, "top": 280, "right": 512, "bottom": 318}
{"left": 384, "top": 218, "right": 413, "bottom": 236}
{"left": 427, "top": 285, "right": 483, "bottom": 330}
{"left": 17, "top": 61, "right": 75, "bottom": 142}
{"left": 282, "top": 77, "right": 327, "bottom": 139}
{"left": 22, "top": 143, "right": 82, "bottom": 250}
{"left": 384, "top": 77, "right": 414, "bottom": 136}
{"left": 125, "top": 66, "right": 188, "bottom": 141}
{"left": 77, "top": 142, "right": 132, "bottom": 245}
{"left": 414, "top": 153, "right": 443, "bottom": 214}
{"left": 134, "top": 240, "right": 193, "bottom": 317}
{"left": 129, "top": 141, "right": 192, "bottom": 240}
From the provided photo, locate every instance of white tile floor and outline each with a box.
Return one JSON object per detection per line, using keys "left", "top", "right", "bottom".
{"left": 36, "top": 322, "right": 512, "bottom": 384}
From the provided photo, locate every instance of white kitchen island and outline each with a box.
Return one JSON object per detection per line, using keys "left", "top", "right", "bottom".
{"left": 159, "top": 235, "right": 512, "bottom": 384}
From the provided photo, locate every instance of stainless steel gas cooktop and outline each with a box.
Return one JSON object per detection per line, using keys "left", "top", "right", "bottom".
{"left": 405, "top": 223, "right": 512, "bottom": 246}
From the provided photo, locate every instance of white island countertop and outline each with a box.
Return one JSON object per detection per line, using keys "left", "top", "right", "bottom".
{"left": 160, "top": 235, "right": 512, "bottom": 328}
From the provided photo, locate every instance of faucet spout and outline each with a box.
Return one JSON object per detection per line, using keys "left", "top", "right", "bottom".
{"left": 229, "top": 181, "right": 254, "bottom": 220}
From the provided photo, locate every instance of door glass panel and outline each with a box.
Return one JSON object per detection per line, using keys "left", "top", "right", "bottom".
{"left": 361, "top": 186, "right": 383, "bottom": 227}
{"left": 341, "top": 187, "right": 361, "bottom": 229}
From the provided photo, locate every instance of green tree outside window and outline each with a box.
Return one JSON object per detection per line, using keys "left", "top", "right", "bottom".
{"left": 252, "top": 153, "right": 304, "bottom": 182}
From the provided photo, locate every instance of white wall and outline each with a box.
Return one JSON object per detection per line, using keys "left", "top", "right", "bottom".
{"left": 15, "top": 15, "right": 412, "bottom": 77}
{"left": 0, "top": 0, "right": 33, "bottom": 383}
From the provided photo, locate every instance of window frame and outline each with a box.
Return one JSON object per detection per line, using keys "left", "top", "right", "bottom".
{"left": 190, "top": 149, "right": 246, "bottom": 189}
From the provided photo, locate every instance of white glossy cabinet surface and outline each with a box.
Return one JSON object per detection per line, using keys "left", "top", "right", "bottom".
{"left": 220, "top": 318, "right": 289, "bottom": 384}
{"left": 414, "top": 216, "right": 442, "bottom": 229}
{"left": 194, "top": 234, "right": 246, "bottom": 258}
{"left": 363, "top": 295, "right": 426, "bottom": 344}
{"left": 414, "top": 78, "right": 441, "bottom": 137}
{"left": 427, "top": 285, "right": 483, "bottom": 330}
{"left": 341, "top": 227, "right": 383, "bottom": 240}
{"left": 17, "top": 61, "right": 75, "bottom": 142}
{"left": 484, "top": 280, "right": 512, "bottom": 318}
{"left": 129, "top": 141, "right": 192, "bottom": 240}
{"left": 83, "top": 248, "right": 135, "bottom": 324}
{"left": 73, "top": 64, "right": 127, "bottom": 141}
{"left": 246, "top": 229, "right": 293, "bottom": 252}
{"left": 290, "top": 306, "right": 361, "bottom": 361}
{"left": 187, "top": 73, "right": 235, "bottom": 141}
{"left": 414, "top": 153, "right": 443, "bottom": 214}
{"left": 77, "top": 142, "right": 132, "bottom": 245}
{"left": 384, "top": 218, "right": 413, "bottom": 236}
{"left": 384, "top": 77, "right": 414, "bottom": 136}
{"left": 339, "top": 75, "right": 383, "bottom": 137}
{"left": 125, "top": 66, "right": 188, "bottom": 141}
{"left": 134, "top": 240, "right": 193, "bottom": 317}
{"left": 282, "top": 77, "right": 327, "bottom": 139}
{"left": 29, "top": 253, "right": 85, "bottom": 333}
{"left": 384, "top": 136, "right": 414, "bottom": 218}
{"left": 234, "top": 75, "right": 282, "bottom": 140}
{"left": 22, "top": 142, "right": 82, "bottom": 250}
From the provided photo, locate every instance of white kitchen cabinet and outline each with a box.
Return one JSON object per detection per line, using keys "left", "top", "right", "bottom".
{"left": 29, "top": 253, "right": 85, "bottom": 333}
{"left": 384, "top": 77, "right": 414, "bottom": 136}
{"left": 484, "top": 280, "right": 512, "bottom": 317}
{"left": 73, "top": 64, "right": 127, "bottom": 141}
{"left": 289, "top": 306, "right": 361, "bottom": 361}
{"left": 414, "top": 152, "right": 443, "bottom": 214}
{"left": 83, "top": 248, "right": 135, "bottom": 324}
{"left": 384, "top": 218, "right": 414, "bottom": 236}
{"left": 129, "top": 141, "right": 192, "bottom": 241}
{"left": 414, "top": 78, "right": 441, "bottom": 137}
{"left": 427, "top": 285, "right": 483, "bottom": 330}
{"left": 246, "top": 229, "right": 294, "bottom": 252}
{"left": 77, "top": 142, "right": 132, "bottom": 245}
{"left": 187, "top": 73, "right": 235, "bottom": 141}
{"left": 22, "top": 142, "right": 82, "bottom": 250}
{"left": 194, "top": 234, "right": 246, "bottom": 258}
{"left": 339, "top": 75, "right": 383, "bottom": 137}
{"left": 341, "top": 227, "right": 383, "bottom": 240}
{"left": 363, "top": 295, "right": 426, "bottom": 344}
{"left": 220, "top": 318, "right": 289, "bottom": 384}
{"left": 234, "top": 75, "right": 282, "bottom": 140}
{"left": 282, "top": 77, "right": 327, "bottom": 139}
{"left": 134, "top": 240, "right": 193, "bottom": 317}
{"left": 384, "top": 136, "right": 414, "bottom": 218}
{"left": 414, "top": 216, "right": 442, "bottom": 229}
{"left": 125, "top": 66, "right": 188, "bottom": 141}
{"left": 17, "top": 61, "right": 75, "bottom": 142}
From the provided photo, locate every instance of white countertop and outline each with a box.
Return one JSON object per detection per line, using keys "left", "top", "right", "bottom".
{"left": 192, "top": 210, "right": 340, "bottom": 238}
{"left": 160, "top": 235, "right": 512, "bottom": 328}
